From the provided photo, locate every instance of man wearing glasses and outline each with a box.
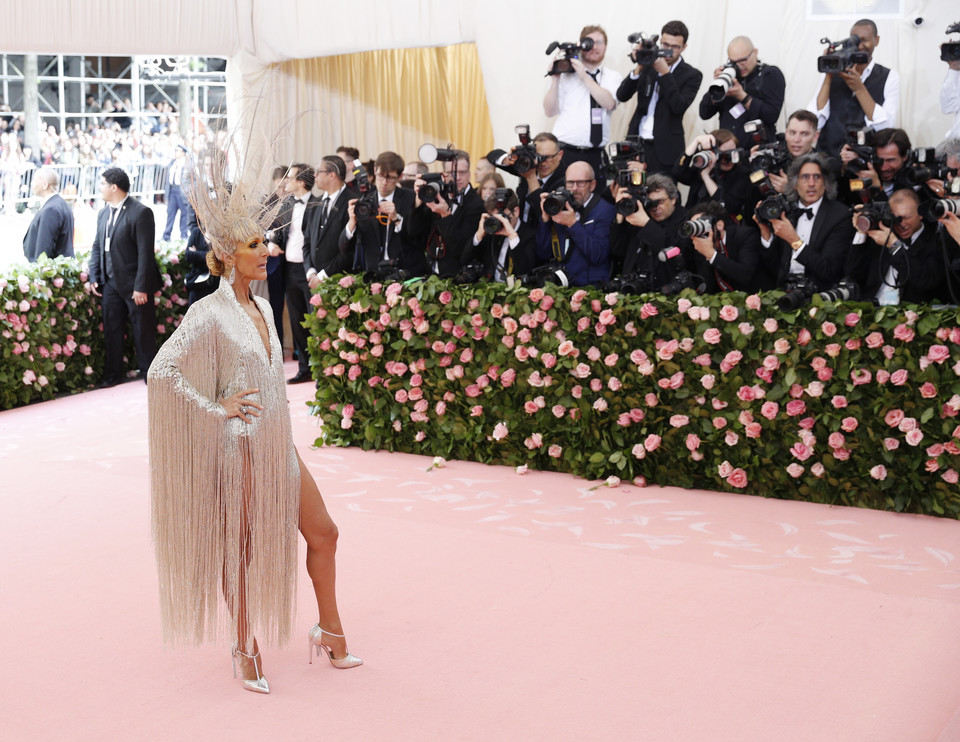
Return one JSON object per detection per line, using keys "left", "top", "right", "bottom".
{"left": 616, "top": 20, "right": 702, "bottom": 176}
{"left": 544, "top": 25, "right": 622, "bottom": 181}
{"left": 698, "top": 35, "right": 785, "bottom": 145}
{"left": 486, "top": 132, "right": 567, "bottom": 226}
{"left": 534, "top": 160, "right": 615, "bottom": 287}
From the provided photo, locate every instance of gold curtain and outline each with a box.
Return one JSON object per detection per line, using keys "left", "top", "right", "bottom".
{"left": 267, "top": 43, "right": 494, "bottom": 171}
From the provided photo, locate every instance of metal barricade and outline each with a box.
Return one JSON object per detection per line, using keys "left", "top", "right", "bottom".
{"left": 5, "top": 161, "right": 169, "bottom": 211}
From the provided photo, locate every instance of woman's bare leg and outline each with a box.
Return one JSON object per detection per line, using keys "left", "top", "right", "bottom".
{"left": 296, "top": 448, "right": 351, "bottom": 658}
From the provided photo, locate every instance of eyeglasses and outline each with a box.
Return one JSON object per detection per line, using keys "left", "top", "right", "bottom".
{"left": 730, "top": 49, "right": 756, "bottom": 65}
{"left": 376, "top": 173, "right": 399, "bottom": 182}
{"left": 565, "top": 179, "right": 594, "bottom": 188}
{"left": 541, "top": 151, "right": 561, "bottom": 160}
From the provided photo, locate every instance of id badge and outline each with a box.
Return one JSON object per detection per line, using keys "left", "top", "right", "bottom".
{"left": 729, "top": 102, "right": 746, "bottom": 119}
{"left": 591, "top": 107, "right": 603, "bottom": 124}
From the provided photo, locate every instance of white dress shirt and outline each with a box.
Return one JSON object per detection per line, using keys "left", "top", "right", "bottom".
{"left": 940, "top": 67, "right": 960, "bottom": 139}
{"left": 551, "top": 66, "right": 622, "bottom": 148}
{"left": 285, "top": 194, "right": 310, "bottom": 264}
{"left": 635, "top": 56, "right": 683, "bottom": 141}
{"left": 807, "top": 59, "right": 900, "bottom": 132}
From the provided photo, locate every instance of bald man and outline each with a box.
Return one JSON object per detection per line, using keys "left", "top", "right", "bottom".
{"left": 22, "top": 168, "right": 74, "bottom": 262}
{"left": 699, "top": 35, "right": 785, "bottom": 143}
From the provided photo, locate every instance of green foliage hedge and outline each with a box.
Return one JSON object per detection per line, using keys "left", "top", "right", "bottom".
{"left": 0, "top": 245, "right": 188, "bottom": 409}
{"left": 304, "top": 276, "right": 960, "bottom": 518}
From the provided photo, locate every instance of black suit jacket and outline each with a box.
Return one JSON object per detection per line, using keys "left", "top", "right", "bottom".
{"left": 761, "top": 198, "right": 853, "bottom": 291}
{"left": 616, "top": 59, "right": 703, "bottom": 167}
{"left": 687, "top": 221, "right": 762, "bottom": 293}
{"left": 463, "top": 222, "right": 538, "bottom": 280}
{"left": 304, "top": 187, "right": 353, "bottom": 277}
{"left": 410, "top": 186, "right": 485, "bottom": 277}
{"left": 339, "top": 187, "right": 420, "bottom": 274}
{"left": 845, "top": 226, "right": 951, "bottom": 304}
{"left": 698, "top": 63, "right": 786, "bottom": 143}
{"left": 23, "top": 193, "right": 74, "bottom": 262}
{"left": 89, "top": 197, "right": 161, "bottom": 296}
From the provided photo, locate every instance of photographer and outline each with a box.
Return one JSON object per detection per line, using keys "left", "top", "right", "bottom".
{"left": 610, "top": 173, "right": 689, "bottom": 286}
{"left": 543, "top": 25, "right": 622, "bottom": 179}
{"left": 760, "top": 110, "right": 822, "bottom": 194}
{"left": 304, "top": 155, "right": 353, "bottom": 286}
{"left": 840, "top": 127, "right": 910, "bottom": 198}
{"left": 942, "top": 33, "right": 960, "bottom": 140}
{"left": 486, "top": 131, "right": 566, "bottom": 226}
{"left": 685, "top": 200, "right": 762, "bottom": 293}
{"left": 463, "top": 189, "right": 537, "bottom": 282}
{"left": 534, "top": 161, "right": 615, "bottom": 287}
{"left": 845, "top": 189, "right": 947, "bottom": 304}
{"left": 698, "top": 36, "right": 785, "bottom": 145}
{"left": 410, "top": 149, "right": 484, "bottom": 277}
{"left": 808, "top": 18, "right": 900, "bottom": 156}
{"left": 756, "top": 152, "right": 853, "bottom": 291}
{"left": 616, "top": 20, "right": 703, "bottom": 175}
{"left": 339, "top": 151, "right": 422, "bottom": 276}
{"left": 673, "top": 130, "right": 753, "bottom": 222}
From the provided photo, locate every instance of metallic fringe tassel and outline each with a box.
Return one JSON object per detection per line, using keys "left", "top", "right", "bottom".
{"left": 147, "top": 280, "right": 299, "bottom": 647}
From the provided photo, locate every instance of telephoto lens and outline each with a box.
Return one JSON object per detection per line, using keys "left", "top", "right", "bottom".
{"left": 931, "top": 199, "right": 959, "bottom": 219}
{"left": 679, "top": 218, "right": 712, "bottom": 238}
{"left": 690, "top": 150, "right": 713, "bottom": 170}
{"left": 483, "top": 216, "right": 502, "bottom": 235}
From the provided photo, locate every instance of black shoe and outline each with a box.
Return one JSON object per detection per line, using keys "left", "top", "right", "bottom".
{"left": 98, "top": 377, "right": 121, "bottom": 389}
{"left": 287, "top": 370, "right": 312, "bottom": 384}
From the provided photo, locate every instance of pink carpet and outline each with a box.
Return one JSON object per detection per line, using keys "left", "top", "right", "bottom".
{"left": 2, "top": 361, "right": 960, "bottom": 742}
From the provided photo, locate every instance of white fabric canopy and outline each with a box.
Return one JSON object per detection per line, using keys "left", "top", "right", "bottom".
{"left": 4, "top": 0, "right": 957, "bottom": 151}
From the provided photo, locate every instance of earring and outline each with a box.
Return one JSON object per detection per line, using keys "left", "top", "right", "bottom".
{"left": 228, "top": 266, "right": 236, "bottom": 285}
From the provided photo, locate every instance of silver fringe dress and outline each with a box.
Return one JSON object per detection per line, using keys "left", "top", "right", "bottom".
{"left": 147, "top": 279, "right": 300, "bottom": 647}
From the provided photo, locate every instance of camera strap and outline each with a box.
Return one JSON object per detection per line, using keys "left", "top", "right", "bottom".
{"left": 713, "top": 232, "right": 733, "bottom": 291}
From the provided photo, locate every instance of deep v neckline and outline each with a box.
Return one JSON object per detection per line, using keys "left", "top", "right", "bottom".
{"left": 235, "top": 290, "right": 272, "bottom": 366}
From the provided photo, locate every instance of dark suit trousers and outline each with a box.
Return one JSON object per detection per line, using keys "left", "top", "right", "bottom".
{"left": 101, "top": 280, "right": 157, "bottom": 382}
{"left": 285, "top": 262, "right": 311, "bottom": 374}
{"left": 266, "top": 265, "right": 285, "bottom": 348}
{"left": 163, "top": 185, "right": 189, "bottom": 240}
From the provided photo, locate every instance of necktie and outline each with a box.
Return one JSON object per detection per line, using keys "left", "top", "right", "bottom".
{"left": 319, "top": 196, "right": 330, "bottom": 227}
{"left": 105, "top": 207, "right": 118, "bottom": 278}
{"left": 587, "top": 70, "right": 602, "bottom": 148}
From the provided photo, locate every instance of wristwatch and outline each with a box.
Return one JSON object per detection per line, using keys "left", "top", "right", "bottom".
{"left": 790, "top": 238, "right": 805, "bottom": 251}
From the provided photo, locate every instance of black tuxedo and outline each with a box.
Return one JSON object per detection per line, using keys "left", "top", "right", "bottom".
{"left": 463, "top": 222, "right": 538, "bottom": 280}
{"left": 339, "top": 187, "right": 420, "bottom": 275}
{"left": 761, "top": 198, "right": 853, "bottom": 291}
{"left": 687, "top": 221, "right": 762, "bottom": 293}
{"left": 89, "top": 197, "right": 160, "bottom": 383}
{"left": 616, "top": 59, "right": 703, "bottom": 174}
{"left": 410, "top": 185, "right": 485, "bottom": 277}
{"left": 304, "top": 187, "right": 353, "bottom": 277}
{"left": 612, "top": 206, "right": 690, "bottom": 286}
{"left": 845, "top": 226, "right": 950, "bottom": 304}
{"left": 22, "top": 193, "right": 74, "bottom": 262}
{"left": 523, "top": 169, "right": 567, "bottom": 227}
{"left": 277, "top": 193, "right": 321, "bottom": 377}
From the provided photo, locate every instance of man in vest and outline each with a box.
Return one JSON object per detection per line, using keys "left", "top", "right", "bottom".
{"left": 807, "top": 18, "right": 900, "bottom": 156}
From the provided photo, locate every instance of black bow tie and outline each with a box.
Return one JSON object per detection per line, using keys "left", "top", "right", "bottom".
{"left": 798, "top": 208, "right": 814, "bottom": 220}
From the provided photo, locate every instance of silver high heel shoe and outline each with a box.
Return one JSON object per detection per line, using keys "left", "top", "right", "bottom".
{"left": 231, "top": 645, "right": 270, "bottom": 693}
{"left": 307, "top": 624, "right": 363, "bottom": 669}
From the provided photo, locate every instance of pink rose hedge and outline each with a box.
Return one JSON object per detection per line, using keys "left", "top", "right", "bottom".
{"left": 299, "top": 279, "right": 960, "bottom": 518}
{"left": 1, "top": 246, "right": 188, "bottom": 408}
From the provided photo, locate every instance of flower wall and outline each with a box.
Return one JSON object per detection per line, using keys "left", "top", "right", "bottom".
{"left": 304, "top": 276, "right": 960, "bottom": 518}
{"left": 0, "top": 247, "right": 188, "bottom": 409}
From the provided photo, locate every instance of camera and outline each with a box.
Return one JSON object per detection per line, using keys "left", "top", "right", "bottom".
{"left": 353, "top": 192, "right": 380, "bottom": 220}
{"left": 453, "top": 261, "right": 487, "bottom": 284}
{"left": 778, "top": 277, "right": 817, "bottom": 311}
{"left": 511, "top": 124, "right": 542, "bottom": 173}
{"left": 744, "top": 119, "right": 791, "bottom": 174}
{"left": 482, "top": 190, "right": 511, "bottom": 236}
{"left": 602, "top": 139, "right": 645, "bottom": 180}
{"left": 522, "top": 262, "right": 569, "bottom": 288}
{"left": 901, "top": 147, "right": 951, "bottom": 187}
{"left": 350, "top": 159, "right": 370, "bottom": 194}
{"left": 708, "top": 64, "right": 739, "bottom": 103}
{"left": 543, "top": 186, "right": 575, "bottom": 216}
{"left": 546, "top": 38, "right": 594, "bottom": 76}
{"left": 679, "top": 218, "right": 713, "bottom": 238}
{"left": 418, "top": 143, "right": 459, "bottom": 163}
{"left": 854, "top": 201, "right": 897, "bottom": 232}
{"left": 844, "top": 126, "right": 879, "bottom": 173}
{"left": 417, "top": 172, "right": 454, "bottom": 205}
{"left": 818, "top": 279, "right": 861, "bottom": 303}
{"left": 366, "top": 259, "right": 413, "bottom": 284}
{"left": 930, "top": 199, "right": 960, "bottom": 219}
{"left": 662, "top": 270, "right": 706, "bottom": 296}
{"left": 627, "top": 32, "right": 673, "bottom": 66}
{"left": 818, "top": 35, "right": 869, "bottom": 73}
{"left": 690, "top": 146, "right": 745, "bottom": 170}
{"left": 942, "top": 21, "right": 960, "bottom": 62}
{"left": 615, "top": 175, "right": 660, "bottom": 216}
{"left": 605, "top": 272, "right": 657, "bottom": 295}
{"left": 750, "top": 170, "right": 798, "bottom": 223}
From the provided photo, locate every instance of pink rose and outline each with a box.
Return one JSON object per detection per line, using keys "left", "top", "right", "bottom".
{"left": 739, "top": 322, "right": 755, "bottom": 336}
{"left": 898, "top": 417, "right": 917, "bottom": 432}
{"left": 786, "top": 463, "right": 805, "bottom": 478}
{"left": 745, "top": 294, "right": 762, "bottom": 310}
{"left": 645, "top": 393, "right": 659, "bottom": 407}
{"left": 719, "top": 305, "right": 738, "bottom": 322}
{"left": 608, "top": 377, "right": 622, "bottom": 391}
{"left": 592, "top": 397, "right": 608, "bottom": 411}
{"left": 869, "top": 465, "right": 887, "bottom": 480}
{"left": 701, "top": 374, "right": 716, "bottom": 390}
{"left": 571, "top": 385, "right": 583, "bottom": 399}
{"left": 644, "top": 434, "right": 661, "bottom": 452}
{"left": 785, "top": 400, "right": 806, "bottom": 417}
{"left": 805, "top": 381, "right": 824, "bottom": 398}
{"left": 828, "top": 432, "right": 845, "bottom": 449}
{"left": 492, "top": 422, "right": 509, "bottom": 441}
{"left": 851, "top": 369, "right": 872, "bottom": 386}
{"left": 844, "top": 312, "right": 860, "bottom": 327}
{"left": 394, "top": 389, "right": 408, "bottom": 403}
{"left": 703, "top": 328, "right": 722, "bottom": 345}
{"left": 927, "top": 443, "right": 946, "bottom": 457}
{"left": 942, "top": 469, "right": 959, "bottom": 484}
{"left": 640, "top": 302, "right": 658, "bottom": 319}
{"left": 727, "top": 468, "right": 748, "bottom": 488}
{"left": 737, "top": 386, "right": 756, "bottom": 402}
{"left": 670, "top": 415, "right": 690, "bottom": 428}
{"left": 920, "top": 382, "right": 938, "bottom": 398}
{"left": 598, "top": 309, "right": 616, "bottom": 326}
{"left": 760, "top": 401, "right": 779, "bottom": 420}
{"left": 928, "top": 345, "right": 950, "bottom": 364}
{"left": 677, "top": 298, "right": 692, "bottom": 313}
{"left": 604, "top": 353, "right": 619, "bottom": 367}
{"left": 725, "top": 431, "right": 739, "bottom": 446}
{"left": 712, "top": 416, "right": 728, "bottom": 430}
{"left": 501, "top": 368, "right": 516, "bottom": 387}
{"left": 905, "top": 429, "right": 924, "bottom": 446}
{"left": 893, "top": 324, "right": 915, "bottom": 342}
{"left": 632, "top": 444, "right": 646, "bottom": 460}
{"left": 763, "top": 318, "right": 779, "bottom": 333}
{"left": 833, "top": 448, "right": 851, "bottom": 461}
{"left": 840, "top": 417, "right": 858, "bottom": 433}
{"left": 797, "top": 328, "right": 812, "bottom": 346}
{"left": 470, "top": 405, "right": 483, "bottom": 417}
{"left": 831, "top": 395, "right": 847, "bottom": 409}
{"left": 773, "top": 338, "right": 791, "bottom": 355}
{"left": 558, "top": 340, "right": 575, "bottom": 357}
{"left": 790, "top": 442, "right": 812, "bottom": 461}
{"left": 745, "top": 422, "right": 762, "bottom": 439}
{"left": 718, "top": 461, "right": 734, "bottom": 478}
{"left": 685, "top": 434, "right": 701, "bottom": 451}
{"left": 548, "top": 444, "right": 563, "bottom": 458}
{"left": 821, "top": 321, "right": 837, "bottom": 337}
{"left": 865, "top": 331, "right": 884, "bottom": 349}
{"left": 884, "top": 409, "right": 904, "bottom": 427}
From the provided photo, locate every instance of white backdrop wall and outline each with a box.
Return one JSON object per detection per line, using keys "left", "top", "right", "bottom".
{"left": 3, "top": 0, "right": 959, "bottom": 156}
